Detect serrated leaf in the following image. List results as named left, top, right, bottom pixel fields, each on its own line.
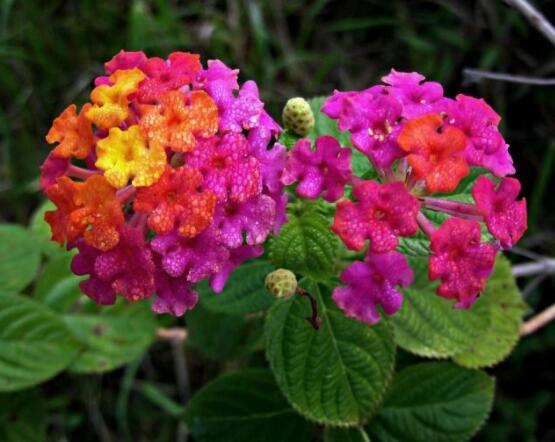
left=265, top=282, right=396, bottom=426
left=269, top=212, right=338, bottom=280
left=187, top=301, right=265, bottom=361
left=0, top=389, right=46, bottom=441
left=29, top=200, right=65, bottom=258
left=64, top=300, right=157, bottom=373
left=185, top=368, right=312, bottom=442
left=454, top=255, right=526, bottom=368
left=366, top=362, right=495, bottom=442
left=0, top=224, right=41, bottom=295
left=390, top=257, right=490, bottom=358
left=0, top=294, right=80, bottom=391
left=200, top=260, right=275, bottom=315
left=325, top=427, right=371, bottom=442
left=33, top=251, right=84, bottom=312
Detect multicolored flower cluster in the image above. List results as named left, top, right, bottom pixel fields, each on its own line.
left=283, top=70, right=527, bottom=325
left=41, top=50, right=286, bottom=316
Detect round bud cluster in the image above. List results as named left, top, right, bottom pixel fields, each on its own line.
left=282, top=97, right=315, bottom=136
left=265, top=268, right=298, bottom=299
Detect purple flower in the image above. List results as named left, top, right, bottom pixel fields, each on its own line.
left=447, top=94, right=515, bottom=176
left=71, top=226, right=155, bottom=304
left=209, top=245, right=264, bottom=293
left=332, top=251, right=413, bottom=324
left=217, top=194, right=276, bottom=248
left=282, top=136, right=352, bottom=202
left=256, top=142, right=287, bottom=194
left=153, top=267, right=199, bottom=316
left=150, top=226, right=229, bottom=283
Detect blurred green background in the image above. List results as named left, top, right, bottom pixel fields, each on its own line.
left=1, top=0, right=554, bottom=440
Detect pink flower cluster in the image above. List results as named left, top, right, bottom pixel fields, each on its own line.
left=282, top=70, right=527, bottom=324
left=42, top=50, right=286, bottom=316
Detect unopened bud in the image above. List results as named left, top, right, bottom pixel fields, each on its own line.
left=265, top=269, right=297, bottom=299
left=282, top=97, right=315, bottom=136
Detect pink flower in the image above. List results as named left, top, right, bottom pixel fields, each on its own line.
left=105, top=50, right=147, bottom=74
left=281, top=136, right=352, bottom=202
left=185, top=133, right=261, bottom=203
left=150, top=227, right=229, bottom=283
left=39, top=152, right=70, bottom=190
left=195, top=59, right=239, bottom=91
left=254, top=142, right=286, bottom=194
left=429, top=218, right=497, bottom=308
left=332, top=251, right=413, bottom=324
left=153, top=266, right=199, bottom=316
left=332, top=180, right=420, bottom=252
left=323, top=90, right=404, bottom=168
left=447, top=94, right=515, bottom=176
left=209, top=245, right=264, bottom=293
left=248, top=110, right=282, bottom=156
left=216, top=194, right=276, bottom=248
left=382, top=69, right=444, bottom=118
left=472, top=176, right=527, bottom=249
left=71, top=226, right=155, bottom=304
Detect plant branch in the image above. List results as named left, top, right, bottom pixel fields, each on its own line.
left=504, top=0, right=555, bottom=47
left=157, top=327, right=188, bottom=342
left=463, top=68, right=555, bottom=86
left=512, top=258, right=555, bottom=277
left=297, top=287, right=322, bottom=329
left=521, top=303, right=555, bottom=335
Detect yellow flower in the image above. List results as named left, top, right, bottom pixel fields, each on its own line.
left=86, top=68, right=145, bottom=129
left=96, top=125, right=166, bottom=188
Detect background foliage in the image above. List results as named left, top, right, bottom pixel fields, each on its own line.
left=1, top=0, right=555, bottom=440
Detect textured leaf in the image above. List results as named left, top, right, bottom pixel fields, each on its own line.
left=0, top=294, right=80, bottom=391
left=64, top=300, right=157, bottom=373
left=33, top=251, right=83, bottom=312
left=265, top=282, right=396, bottom=426
left=29, top=200, right=65, bottom=258
left=269, top=212, right=338, bottom=280
left=454, top=255, right=526, bottom=368
left=390, top=257, right=490, bottom=358
left=200, top=259, right=275, bottom=315
left=0, top=224, right=41, bottom=295
left=0, top=389, right=46, bottom=441
left=325, top=427, right=371, bottom=442
left=366, top=362, right=495, bottom=442
left=185, top=368, right=312, bottom=442
left=187, top=301, right=265, bottom=361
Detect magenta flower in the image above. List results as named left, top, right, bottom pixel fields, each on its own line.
left=248, top=110, right=282, bottom=156
left=382, top=69, right=444, bottom=118
left=322, top=90, right=404, bottom=168
left=216, top=194, right=276, bottom=248
left=472, top=176, right=527, bottom=249
left=105, top=50, right=147, bottom=74
left=39, top=152, right=70, bottom=190
left=256, top=142, right=286, bottom=194
left=71, top=226, right=155, bottom=304
left=195, top=59, right=239, bottom=91
left=447, top=94, right=515, bottom=176
left=281, top=136, right=352, bottom=202
left=185, top=133, right=261, bottom=203
left=332, top=180, right=420, bottom=252
left=153, top=267, right=199, bottom=316
left=332, top=251, right=413, bottom=325
left=209, top=245, right=264, bottom=293
left=429, top=218, right=497, bottom=308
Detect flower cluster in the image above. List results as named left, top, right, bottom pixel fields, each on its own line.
left=41, top=50, right=286, bottom=316
left=282, top=70, right=527, bottom=325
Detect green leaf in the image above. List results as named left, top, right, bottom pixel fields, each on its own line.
left=200, top=259, right=275, bottom=315
left=0, top=224, right=41, bottom=295
left=269, top=211, right=338, bottom=280
left=33, top=251, right=83, bottom=312
left=278, top=129, right=300, bottom=149
left=265, top=282, right=395, bottom=426
left=0, top=389, right=46, bottom=441
left=366, top=362, right=495, bottom=442
left=187, top=301, right=265, bottom=361
left=29, top=200, right=65, bottom=258
left=325, top=427, right=371, bottom=442
left=390, top=257, right=490, bottom=358
left=185, top=368, right=312, bottom=442
left=454, top=255, right=526, bottom=368
left=0, top=294, right=80, bottom=391
left=64, top=300, right=157, bottom=373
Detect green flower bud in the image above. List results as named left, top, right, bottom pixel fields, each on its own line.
left=282, top=97, right=315, bottom=136
left=265, top=269, right=297, bottom=299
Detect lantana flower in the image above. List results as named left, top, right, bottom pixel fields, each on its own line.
left=41, top=50, right=285, bottom=316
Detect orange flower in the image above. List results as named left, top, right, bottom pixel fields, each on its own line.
left=46, top=104, right=94, bottom=159
left=86, top=68, right=145, bottom=129
left=140, top=90, right=218, bottom=153
left=398, top=114, right=469, bottom=193
left=45, top=175, right=124, bottom=251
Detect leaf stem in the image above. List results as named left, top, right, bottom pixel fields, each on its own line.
left=297, top=287, right=322, bottom=330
